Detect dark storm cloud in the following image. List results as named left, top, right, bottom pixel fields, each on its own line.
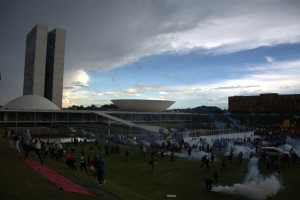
left=0, top=0, right=299, bottom=105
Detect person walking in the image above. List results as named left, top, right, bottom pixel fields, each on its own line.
left=211, top=153, right=215, bottom=167
left=205, top=158, right=210, bottom=171
left=95, top=155, right=107, bottom=186
left=9, top=130, right=20, bottom=153
left=70, top=153, right=77, bottom=171
left=30, top=133, right=43, bottom=164
left=221, top=156, right=227, bottom=170
left=148, top=158, right=157, bottom=172
left=237, top=151, right=243, bottom=166
left=229, top=150, right=233, bottom=164
left=98, top=145, right=102, bottom=154
left=125, top=150, right=129, bottom=162
left=212, top=172, right=219, bottom=185
left=66, top=153, right=73, bottom=170
left=23, top=129, right=32, bottom=159
left=79, top=157, right=88, bottom=173
left=200, top=155, right=207, bottom=168
left=171, top=152, right=175, bottom=162
left=142, top=146, right=146, bottom=157
left=155, top=151, right=159, bottom=161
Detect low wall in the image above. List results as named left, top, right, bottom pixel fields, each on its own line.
left=11, top=127, right=62, bottom=135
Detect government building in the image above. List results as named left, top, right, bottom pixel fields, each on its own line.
left=228, top=93, right=300, bottom=112
left=23, top=24, right=66, bottom=108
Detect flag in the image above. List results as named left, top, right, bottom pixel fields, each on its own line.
left=167, top=135, right=171, bottom=140
left=46, top=138, right=49, bottom=146
left=54, top=140, right=62, bottom=149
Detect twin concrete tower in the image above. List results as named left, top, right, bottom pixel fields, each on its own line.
left=23, top=24, right=66, bottom=108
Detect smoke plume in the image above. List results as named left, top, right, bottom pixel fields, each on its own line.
left=215, top=157, right=282, bottom=199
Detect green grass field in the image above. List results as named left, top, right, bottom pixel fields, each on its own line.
left=0, top=126, right=299, bottom=200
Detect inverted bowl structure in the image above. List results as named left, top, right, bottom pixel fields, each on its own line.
left=111, top=99, right=175, bottom=112
left=1, top=95, right=60, bottom=110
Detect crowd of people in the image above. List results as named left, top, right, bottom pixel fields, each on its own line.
left=3, top=123, right=299, bottom=190
left=3, top=129, right=107, bottom=187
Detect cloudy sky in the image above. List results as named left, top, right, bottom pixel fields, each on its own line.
left=0, top=0, right=299, bottom=109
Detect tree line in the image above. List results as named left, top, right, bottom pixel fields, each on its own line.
left=68, top=104, right=119, bottom=111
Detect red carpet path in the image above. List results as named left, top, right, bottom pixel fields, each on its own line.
left=21, top=158, right=96, bottom=196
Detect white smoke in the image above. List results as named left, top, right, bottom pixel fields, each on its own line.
left=163, top=150, right=216, bottom=160
left=183, top=131, right=255, bottom=147
left=278, top=137, right=300, bottom=156
left=215, top=157, right=282, bottom=200
left=224, top=145, right=255, bottom=158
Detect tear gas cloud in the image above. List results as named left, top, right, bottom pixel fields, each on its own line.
left=278, top=136, right=300, bottom=155
left=163, top=131, right=255, bottom=160
left=224, top=145, right=255, bottom=158
left=215, top=157, right=282, bottom=200
left=183, top=131, right=255, bottom=147
left=164, top=149, right=218, bottom=161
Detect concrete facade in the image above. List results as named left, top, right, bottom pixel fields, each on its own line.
left=23, top=24, right=48, bottom=97
left=23, top=24, right=66, bottom=108
left=44, top=28, right=66, bottom=108
left=228, top=93, right=300, bottom=112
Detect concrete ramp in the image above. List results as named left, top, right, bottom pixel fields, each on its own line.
left=92, top=111, right=168, bottom=133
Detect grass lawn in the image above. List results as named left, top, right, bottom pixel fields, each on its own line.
left=0, top=126, right=299, bottom=200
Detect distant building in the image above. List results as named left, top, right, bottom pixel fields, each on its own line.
left=23, top=24, right=66, bottom=108
left=228, top=93, right=300, bottom=112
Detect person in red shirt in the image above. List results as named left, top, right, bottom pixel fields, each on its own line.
left=89, top=159, right=96, bottom=177
left=81, top=148, right=85, bottom=156
left=66, top=153, right=73, bottom=170
left=88, top=153, right=91, bottom=164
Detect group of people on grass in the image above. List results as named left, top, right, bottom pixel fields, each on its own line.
left=3, top=129, right=107, bottom=187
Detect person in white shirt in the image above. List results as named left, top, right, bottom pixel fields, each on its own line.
left=30, top=133, right=43, bottom=164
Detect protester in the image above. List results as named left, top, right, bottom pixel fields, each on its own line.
left=81, top=148, right=85, bottom=156
left=30, top=133, right=43, bottom=164
left=205, top=178, right=213, bottom=190
left=237, top=151, right=243, bottom=166
left=9, top=130, right=20, bottom=153
left=148, top=158, right=157, bottom=172
left=257, top=157, right=262, bottom=172
left=3, top=129, right=10, bottom=139
left=66, top=153, right=73, bottom=170
left=95, top=155, right=107, bottom=186
left=79, top=157, right=88, bottom=173
left=205, top=158, right=210, bottom=172
left=228, top=150, right=233, bottom=164
left=142, top=146, right=146, bottom=157
left=221, top=156, right=227, bottom=170
left=70, top=153, right=77, bottom=171
left=212, top=172, right=219, bottom=185
left=210, top=153, right=215, bottom=167
left=88, top=153, right=91, bottom=164
left=200, top=155, right=207, bottom=168
left=89, top=158, right=96, bottom=177
left=98, top=145, right=102, bottom=154
left=41, top=142, right=48, bottom=159
left=155, top=151, right=159, bottom=161
left=125, top=150, right=129, bottom=162
left=23, top=129, right=32, bottom=159
left=171, top=152, right=175, bottom=162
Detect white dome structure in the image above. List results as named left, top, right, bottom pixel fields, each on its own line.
left=111, top=99, right=175, bottom=112
left=1, top=95, right=60, bottom=110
